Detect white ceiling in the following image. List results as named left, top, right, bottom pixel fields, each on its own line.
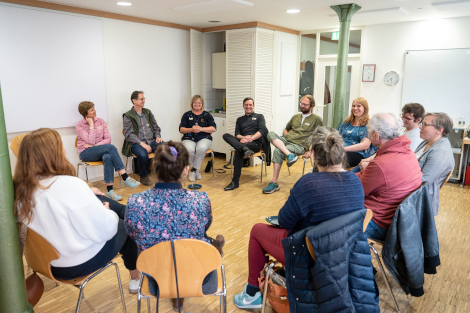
left=38, top=0, right=470, bottom=30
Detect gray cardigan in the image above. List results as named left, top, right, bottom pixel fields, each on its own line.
left=415, top=137, right=454, bottom=215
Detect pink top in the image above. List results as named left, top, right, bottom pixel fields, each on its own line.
left=75, top=117, right=111, bottom=154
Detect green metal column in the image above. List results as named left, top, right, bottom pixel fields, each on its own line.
left=0, top=84, right=33, bottom=313
left=331, top=3, right=361, bottom=128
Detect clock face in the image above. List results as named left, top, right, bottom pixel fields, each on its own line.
left=384, top=71, right=399, bottom=86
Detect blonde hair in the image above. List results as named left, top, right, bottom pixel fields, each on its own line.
left=190, top=95, right=205, bottom=110
left=300, top=94, right=315, bottom=107
left=13, top=128, right=76, bottom=224
left=78, top=101, right=94, bottom=118
left=343, top=97, right=370, bottom=127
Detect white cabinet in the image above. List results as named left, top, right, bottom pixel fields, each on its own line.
left=211, top=116, right=227, bottom=153
left=212, top=52, right=226, bottom=89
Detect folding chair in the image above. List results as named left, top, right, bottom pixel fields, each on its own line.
left=23, top=226, right=127, bottom=313
left=230, top=149, right=267, bottom=183
left=136, top=239, right=226, bottom=313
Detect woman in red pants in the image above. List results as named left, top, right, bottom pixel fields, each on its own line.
left=233, top=126, right=366, bottom=309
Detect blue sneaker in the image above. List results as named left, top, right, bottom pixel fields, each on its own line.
left=123, top=177, right=140, bottom=188
left=286, top=153, right=299, bottom=167
left=263, top=182, right=280, bottom=194
left=233, top=285, right=262, bottom=309
left=106, top=190, right=123, bottom=201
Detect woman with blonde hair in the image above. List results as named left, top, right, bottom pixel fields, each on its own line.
left=76, top=101, right=139, bottom=201
left=179, top=95, right=217, bottom=181
left=337, top=97, right=377, bottom=167
left=14, top=128, right=141, bottom=293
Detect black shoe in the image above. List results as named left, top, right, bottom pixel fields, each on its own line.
left=224, top=181, right=239, bottom=191
left=243, top=159, right=251, bottom=167
left=242, top=147, right=254, bottom=158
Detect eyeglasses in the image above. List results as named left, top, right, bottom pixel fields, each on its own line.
left=419, top=122, right=435, bottom=128
left=300, top=103, right=310, bottom=107
left=400, top=114, right=414, bottom=121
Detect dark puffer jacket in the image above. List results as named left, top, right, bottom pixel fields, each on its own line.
left=282, top=209, right=380, bottom=313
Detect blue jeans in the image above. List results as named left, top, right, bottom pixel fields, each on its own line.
left=79, top=144, right=125, bottom=184
left=351, top=165, right=361, bottom=173
left=365, top=220, right=388, bottom=242
left=131, top=140, right=163, bottom=177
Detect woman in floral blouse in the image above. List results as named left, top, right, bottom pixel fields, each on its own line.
left=76, top=101, right=139, bottom=200
left=125, top=141, right=224, bottom=311
left=337, top=97, right=377, bottom=167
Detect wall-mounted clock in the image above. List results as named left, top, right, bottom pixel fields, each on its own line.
left=384, top=71, right=399, bottom=86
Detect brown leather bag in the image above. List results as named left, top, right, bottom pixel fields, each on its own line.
left=25, top=272, right=44, bottom=306
left=259, top=262, right=290, bottom=313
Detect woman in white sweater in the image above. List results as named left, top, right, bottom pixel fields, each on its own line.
left=13, top=128, right=141, bottom=293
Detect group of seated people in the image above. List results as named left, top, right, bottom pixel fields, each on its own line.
left=14, top=91, right=455, bottom=311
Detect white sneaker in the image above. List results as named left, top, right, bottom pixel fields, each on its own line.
left=195, top=170, right=201, bottom=180
left=129, top=277, right=140, bottom=294
left=189, top=170, right=196, bottom=182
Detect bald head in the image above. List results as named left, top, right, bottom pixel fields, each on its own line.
left=368, top=113, right=402, bottom=141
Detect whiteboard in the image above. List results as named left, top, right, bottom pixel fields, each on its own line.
left=401, top=49, right=470, bottom=123
left=0, top=4, right=107, bottom=133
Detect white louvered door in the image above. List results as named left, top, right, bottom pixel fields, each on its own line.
left=254, top=28, right=275, bottom=133
left=190, top=29, right=203, bottom=97
left=226, top=28, right=255, bottom=160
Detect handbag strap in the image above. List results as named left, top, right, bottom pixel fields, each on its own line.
left=170, top=240, right=181, bottom=313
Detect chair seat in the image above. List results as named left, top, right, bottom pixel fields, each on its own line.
left=132, top=153, right=155, bottom=159
left=79, top=160, right=104, bottom=166
left=231, top=150, right=265, bottom=159
left=140, top=274, right=223, bottom=298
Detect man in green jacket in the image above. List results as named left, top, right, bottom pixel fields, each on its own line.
left=263, top=95, right=322, bottom=194
left=122, top=91, right=164, bottom=186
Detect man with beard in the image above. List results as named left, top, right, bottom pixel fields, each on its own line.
left=263, top=95, right=323, bottom=194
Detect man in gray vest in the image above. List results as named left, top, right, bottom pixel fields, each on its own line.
left=122, top=91, right=164, bottom=185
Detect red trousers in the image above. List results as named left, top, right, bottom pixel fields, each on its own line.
left=248, top=223, right=289, bottom=287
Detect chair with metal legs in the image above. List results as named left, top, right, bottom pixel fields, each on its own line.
left=136, top=239, right=226, bottom=313
left=23, top=226, right=127, bottom=313
left=206, top=149, right=215, bottom=178
left=286, top=154, right=314, bottom=176
left=230, top=149, right=267, bottom=183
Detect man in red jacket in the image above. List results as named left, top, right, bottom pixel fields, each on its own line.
left=357, top=113, right=422, bottom=241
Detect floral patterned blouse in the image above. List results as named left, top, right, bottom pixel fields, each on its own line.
left=337, top=122, right=378, bottom=158
left=124, top=182, right=212, bottom=253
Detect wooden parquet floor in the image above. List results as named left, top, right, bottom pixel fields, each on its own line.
left=25, top=154, right=470, bottom=313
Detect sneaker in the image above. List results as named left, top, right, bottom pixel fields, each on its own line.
left=189, top=170, right=196, bottom=182
left=123, top=177, right=140, bottom=188
left=286, top=154, right=299, bottom=167
left=140, top=176, right=152, bottom=186
left=233, top=285, right=262, bottom=309
left=128, top=277, right=140, bottom=294
left=106, top=190, right=123, bottom=201
left=195, top=170, right=201, bottom=180
left=263, top=182, right=280, bottom=194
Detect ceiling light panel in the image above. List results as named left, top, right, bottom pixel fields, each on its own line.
left=173, top=0, right=253, bottom=15
left=432, top=0, right=470, bottom=11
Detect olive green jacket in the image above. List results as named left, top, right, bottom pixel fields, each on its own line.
left=122, top=108, right=157, bottom=157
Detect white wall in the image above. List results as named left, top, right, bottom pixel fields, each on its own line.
left=361, top=16, right=470, bottom=117
left=6, top=6, right=190, bottom=182
left=272, top=31, right=299, bottom=134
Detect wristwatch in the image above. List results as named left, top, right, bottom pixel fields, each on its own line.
left=202, top=127, right=205, bottom=132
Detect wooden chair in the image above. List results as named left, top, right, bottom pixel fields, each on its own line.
left=286, top=154, right=314, bottom=176
left=10, top=133, right=27, bottom=157
left=136, top=239, right=226, bottom=313
left=440, top=170, right=453, bottom=189
left=230, top=149, right=267, bottom=183
left=23, top=226, right=127, bottom=313
left=75, top=138, right=122, bottom=188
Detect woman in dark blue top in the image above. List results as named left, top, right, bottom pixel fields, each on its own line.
left=337, top=97, right=377, bottom=167
left=233, top=126, right=365, bottom=310
left=179, top=95, right=217, bottom=182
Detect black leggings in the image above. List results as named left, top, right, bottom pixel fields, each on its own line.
left=345, top=152, right=364, bottom=168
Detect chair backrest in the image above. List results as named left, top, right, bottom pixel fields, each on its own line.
left=305, top=209, right=373, bottom=261
left=136, top=239, right=222, bottom=298
left=440, top=170, right=453, bottom=189
left=74, top=137, right=78, bottom=148
left=10, top=134, right=27, bottom=157
left=23, top=226, right=60, bottom=282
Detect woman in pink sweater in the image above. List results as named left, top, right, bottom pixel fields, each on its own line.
left=76, top=101, right=139, bottom=200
